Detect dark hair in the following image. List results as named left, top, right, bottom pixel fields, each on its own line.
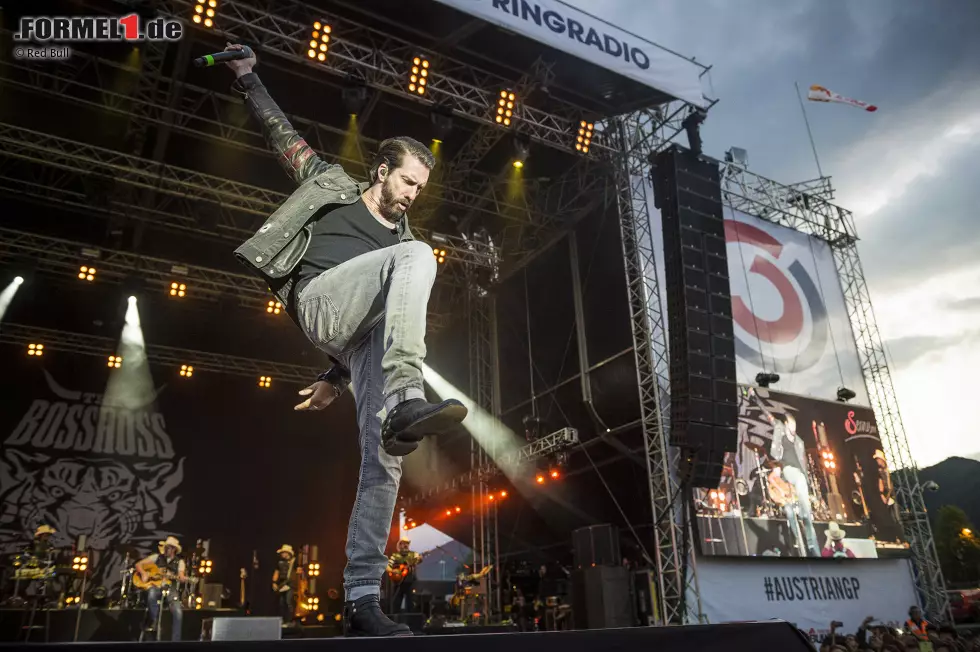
left=369, top=136, right=436, bottom=183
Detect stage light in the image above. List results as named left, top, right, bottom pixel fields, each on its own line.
left=108, top=355, right=122, bottom=369
left=193, top=0, right=215, bottom=28
left=511, top=132, right=530, bottom=168
left=180, top=364, right=194, bottom=378
left=682, top=108, right=706, bottom=156
left=259, top=375, right=272, bottom=388
left=535, top=474, right=545, bottom=484
left=433, top=247, right=446, bottom=264
left=308, top=562, right=321, bottom=577
left=496, top=89, right=516, bottom=126
left=169, top=282, right=187, bottom=298
left=198, top=559, right=213, bottom=574
left=196, top=596, right=203, bottom=609
left=27, top=343, right=44, bottom=357
left=836, top=387, right=856, bottom=402
left=342, top=82, right=369, bottom=116
left=500, top=490, right=507, bottom=498
left=14, top=276, right=24, bottom=285
left=488, top=494, right=495, bottom=501
left=575, top=120, right=593, bottom=154
left=445, top=509, right=452, bottom=516
left=306, top=596, right=320, bottom=611
left=308, top=20, right=331, bottom=60
left=78, top=265, right=97, bottom=282
left=408, top=56, right=429, bottom=96
left=454, top=506, right=461, bottom=513
left=821, top=450, right=836, bottom=471
left=267, top=300, right=283, bottom=315
left=755, top=372, right=780, bottom=388
left=549, top=469, right=560, bottom=480
left=72, top=555, right=88, bottom=571
left=430, top=105, right=453, bottom=141
left=963, top=528, right=973, bottom=537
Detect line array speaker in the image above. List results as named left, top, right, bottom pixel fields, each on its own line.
left=653, top=146, right=738, bottom=488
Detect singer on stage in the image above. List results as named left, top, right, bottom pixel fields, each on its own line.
left=223, top=43, right=467, bottom=638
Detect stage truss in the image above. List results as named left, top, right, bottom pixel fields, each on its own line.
left=0, top=323, right=321, bottom=383
left=0, top=0, right=715, bottom=627
left=721, top=164, right=950, bottom=621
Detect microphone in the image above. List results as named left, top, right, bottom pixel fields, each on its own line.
left=193, top=45, right=254, bottom=68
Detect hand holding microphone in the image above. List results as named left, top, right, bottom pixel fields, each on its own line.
left=193, top=42, right=257, bottom=77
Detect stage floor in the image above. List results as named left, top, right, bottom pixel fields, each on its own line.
left=0, top=617, right=816, bottom=651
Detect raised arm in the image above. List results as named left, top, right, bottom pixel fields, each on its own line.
left=225, top=43, right=337, bottom=186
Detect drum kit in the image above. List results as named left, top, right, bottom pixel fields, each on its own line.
left=7, top=550, right=62, bottom=607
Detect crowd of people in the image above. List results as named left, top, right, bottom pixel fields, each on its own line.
left=815, top=608, right=980, bottom=652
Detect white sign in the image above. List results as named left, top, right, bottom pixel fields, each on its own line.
left=696, top=557, right=918, bottom=637
left=430, top=0, right=705, bottom=107
left=725, top=208, right=869, bottom=405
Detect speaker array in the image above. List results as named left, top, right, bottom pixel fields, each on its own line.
left=653, top=147, right=738, bottom=488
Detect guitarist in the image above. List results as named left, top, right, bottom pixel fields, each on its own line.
left=272, top=544, right=297, bottom=625
left=135, top=536, right=187, bottom=641
left=386, top=539, right=422, bottom=614
left=747, top=388, right=820, bottom=557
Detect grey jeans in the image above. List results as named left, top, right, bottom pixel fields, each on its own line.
left=296, top=240, right=437, bottom=600
left=782, top=465, right=820, bottom=557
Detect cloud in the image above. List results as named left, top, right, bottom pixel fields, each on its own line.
left=884, top=331, right=980, bottom=370
left=945, top=297, right=980, bottom=312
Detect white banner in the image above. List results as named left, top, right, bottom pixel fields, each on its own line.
left=725, top=208, right=869, bottom=405
left=696, top=557, right=918, bottom=638
left=429, top=0, right=705, bottom=107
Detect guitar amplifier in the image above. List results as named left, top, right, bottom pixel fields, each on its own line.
left=201, top=617, right=281, bottom=641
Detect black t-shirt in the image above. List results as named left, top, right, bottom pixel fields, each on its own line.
left=293, top=199, right=399, bottom=301
left=780, top=432, right=804, bottom=472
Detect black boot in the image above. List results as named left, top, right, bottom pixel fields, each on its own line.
left=343, top=595, right=412, bottom=637
left=381, top=398, right=467, bottom=456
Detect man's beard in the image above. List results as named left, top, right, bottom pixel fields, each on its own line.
left=380, top=180, right=407, bottom=222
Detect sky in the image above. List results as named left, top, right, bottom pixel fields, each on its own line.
left=566, top=0, right=980, bottom=468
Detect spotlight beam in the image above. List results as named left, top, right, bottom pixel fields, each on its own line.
left=0, top=277, right=25, bottom=322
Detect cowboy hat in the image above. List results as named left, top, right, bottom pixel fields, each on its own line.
left=398, top=537, right=411, bottom=545
left=826, top=522, right=846, bottom=541
left=34, top=525, right=56, bottom=537
left=277, top=544, right=294, bottom=556
left=159, top=536, right=182, bottom=553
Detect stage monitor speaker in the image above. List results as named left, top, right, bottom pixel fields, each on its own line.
left=571, top=566, right=633, bottom=630
left=656, top=146, right=739, bottom=488
left=201, top=616, right=281, bottom=641
left=572, top=524, right=620, bottom=568
left=201, top=582, right=223, bottom=609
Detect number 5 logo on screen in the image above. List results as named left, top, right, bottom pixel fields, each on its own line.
left=725, top=218, right=829, bottom=373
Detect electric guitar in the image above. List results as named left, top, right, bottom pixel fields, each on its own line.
left=132, top=562, right=176, bottom=590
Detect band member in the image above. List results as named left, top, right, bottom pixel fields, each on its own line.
left=31, top=525, right=57, bottom=557
left=821, top=522, right=855, bottom=558
left=272, top=545, right=297, bottom=624
left=223, top=44, right=467, bottom=638
left=386, top=538, right=422, bottom=614
left=135, top=536, right=186, bottom=641
left=747, top=388, right=819, bottom=557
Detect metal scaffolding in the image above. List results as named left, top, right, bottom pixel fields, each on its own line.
left=721, top=164, right=949, bottom=620
left=0, top=323, right=321, bottom=384
left=607, top=113, right=699, bottom=626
